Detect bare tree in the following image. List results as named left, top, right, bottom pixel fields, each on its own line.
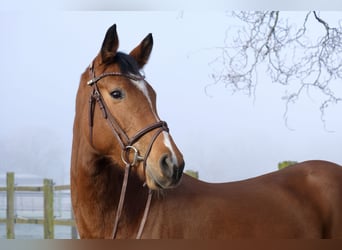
left=209, top=11, right=342, bottom=128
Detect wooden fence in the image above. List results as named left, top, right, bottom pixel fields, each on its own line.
left=0, top=172, right=77, bottom=239
left=1, top=170, right=199, bottom=239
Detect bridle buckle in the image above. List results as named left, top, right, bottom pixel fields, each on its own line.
left=121, top=146, right=144, bottom=166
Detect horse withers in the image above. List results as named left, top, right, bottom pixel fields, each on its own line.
left=70, top=24, right=342, bottom=238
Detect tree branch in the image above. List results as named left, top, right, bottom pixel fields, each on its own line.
left=209, top=11, right=342, bottom=129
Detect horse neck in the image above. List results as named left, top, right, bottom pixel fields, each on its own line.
left=94, top=154, right=148, bottom=238
left=72, top=81, right=150, bottom=238
left=84, top=151, right=150, bottom=238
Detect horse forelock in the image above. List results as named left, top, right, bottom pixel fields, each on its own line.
left=104, top=52, right=142, bottom=77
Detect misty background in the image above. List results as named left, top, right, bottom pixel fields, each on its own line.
left=1, top=10, right=341, bottom=185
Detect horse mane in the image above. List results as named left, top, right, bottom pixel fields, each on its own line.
left=103, top=52, right=142, bottom=76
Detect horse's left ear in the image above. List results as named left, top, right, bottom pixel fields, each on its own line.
left=130, top=33, right=153, bottom=69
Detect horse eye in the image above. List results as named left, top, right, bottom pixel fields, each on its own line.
left=110, top=90, right=124, bottom=99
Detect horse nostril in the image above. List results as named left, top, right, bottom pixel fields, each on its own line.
left=160, top=154, right=184, bottom=182
left=160, top=154, right=174, bottom=176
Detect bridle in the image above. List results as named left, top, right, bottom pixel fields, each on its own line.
left=87, top=62, right=169, bottom=239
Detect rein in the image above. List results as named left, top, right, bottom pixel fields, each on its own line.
left=87, top=63, right=169, bottom=239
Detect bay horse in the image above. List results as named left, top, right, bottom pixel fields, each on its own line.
left=71, top=24, right=342, bottom=239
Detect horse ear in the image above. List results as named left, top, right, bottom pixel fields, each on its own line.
left=101, top=24, right=119, bottom=63
left=130, top=33, right=153, bottom=69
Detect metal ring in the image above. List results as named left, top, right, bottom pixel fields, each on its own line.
left=121, top=146, right=143, bottom=166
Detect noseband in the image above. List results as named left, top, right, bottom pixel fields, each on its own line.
left=87, top=62, right=169, bottom=239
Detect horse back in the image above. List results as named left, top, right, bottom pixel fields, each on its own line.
left=282, top=160, right=342, bottom=238
left=149, top=160, right=342, bottom=238
left=236, top=160, right=342, bottom=238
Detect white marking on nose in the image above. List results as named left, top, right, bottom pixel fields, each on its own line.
left=163, top=132, right=179, bottom=167
left=131, top=79, right=154, bottom=113
left=131, top=79, right=179, bottom=166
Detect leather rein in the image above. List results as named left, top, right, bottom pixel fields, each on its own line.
left=87, top=62, right=169, bottom=239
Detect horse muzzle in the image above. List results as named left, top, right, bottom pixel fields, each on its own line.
left=146, top=154, right=185, bottom=190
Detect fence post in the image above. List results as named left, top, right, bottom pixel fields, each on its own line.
left=43, top=179, right=54, bottom=239
left=185, top=170, right=199, bottom=179
left=71, top=208, right=78, bottom=239
left=6, top=172, right=15, bottom=239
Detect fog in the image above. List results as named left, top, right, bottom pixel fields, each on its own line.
left=1, top=9, right=341, bottom=184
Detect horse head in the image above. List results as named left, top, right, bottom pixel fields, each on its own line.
left=79, top=24, right=184, bottom=190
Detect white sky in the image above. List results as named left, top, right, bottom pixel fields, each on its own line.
left=0, top=6, right=341, bottom=184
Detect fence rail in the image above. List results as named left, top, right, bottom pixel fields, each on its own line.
left=0, top=172, right=77, bottom=239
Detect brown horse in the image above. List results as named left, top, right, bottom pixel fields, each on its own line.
left=71, top=24, right=342, bottom=239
